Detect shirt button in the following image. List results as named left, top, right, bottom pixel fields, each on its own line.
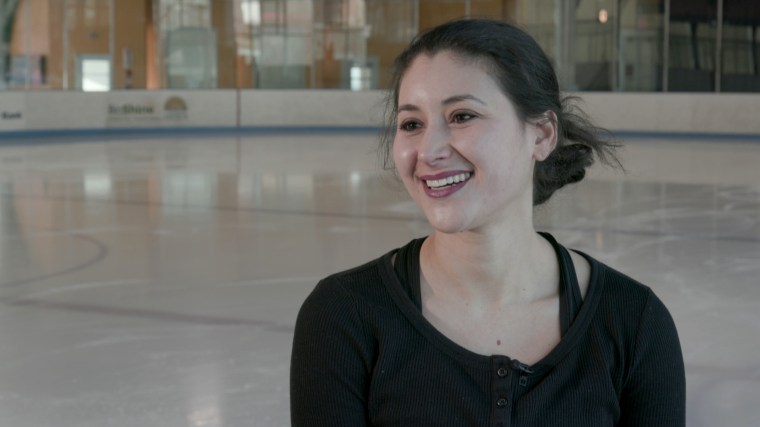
left=496, top=397, right=508, bottom=407
left=497, top=367, right=509, bottom=377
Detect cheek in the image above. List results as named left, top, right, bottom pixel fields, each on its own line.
left=392, top=140, right=416, bottom=176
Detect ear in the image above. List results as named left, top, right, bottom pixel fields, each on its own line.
left=532, top=111, right=558, bottom=161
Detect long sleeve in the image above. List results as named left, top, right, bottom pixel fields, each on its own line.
left=290, top=279, right=374, bottom=426
left=618, top=290, right=686, bottom=427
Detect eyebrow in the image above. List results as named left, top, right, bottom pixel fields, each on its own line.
left=397, top=94, right=488, bottom=113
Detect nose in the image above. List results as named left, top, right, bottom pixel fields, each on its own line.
left=417, top=119, right=452, bottom=164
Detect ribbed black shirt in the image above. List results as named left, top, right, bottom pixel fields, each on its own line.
left=290, top=233, right=685, bottom=426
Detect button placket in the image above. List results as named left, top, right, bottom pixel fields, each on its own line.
left=491, top=357, right=513, bottom=427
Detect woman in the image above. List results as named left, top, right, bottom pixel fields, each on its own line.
left=291, top=19, right=685, bottom=426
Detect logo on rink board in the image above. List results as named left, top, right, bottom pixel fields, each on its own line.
left=0, top=93, right=26, bottom=130
left=163, top=96, right=188, bottom=119
left=1, top=111, right=22, bottom=120
left=108, top=104, right=155, bottom=115
left=107, top=96, right=188, bottom=124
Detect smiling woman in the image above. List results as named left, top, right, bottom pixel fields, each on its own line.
left=291, top=19, right=685, bottom=427
left=391, top=50, right=551, bottom=235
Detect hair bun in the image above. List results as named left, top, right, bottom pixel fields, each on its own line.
left=553, top=144, right=593, bottom=184
left=533, top=144, right=594, bottom=205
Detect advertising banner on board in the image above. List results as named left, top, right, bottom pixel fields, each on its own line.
left=106, top=93, right=181, bottom=127
left=0, top=93, right=26, bottom=131
left=105, top=91, right=236, bottom=128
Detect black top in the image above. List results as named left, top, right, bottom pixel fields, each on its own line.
left=290, top=233, right=685, bottom=426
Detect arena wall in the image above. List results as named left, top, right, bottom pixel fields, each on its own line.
left=1, top=91, right=759, bottom=137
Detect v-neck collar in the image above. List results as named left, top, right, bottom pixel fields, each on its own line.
left=380, top=232, right=603, bottom=373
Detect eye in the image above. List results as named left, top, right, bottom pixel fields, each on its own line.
left=399, top=120, right=422, bottom=132
left=451, top=111, right=477, bottom=124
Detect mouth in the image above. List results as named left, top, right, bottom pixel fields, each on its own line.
left=424, top=172, right=472, bottom=190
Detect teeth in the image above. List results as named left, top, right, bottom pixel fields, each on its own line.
left=426, top=172, right=471, bottom=189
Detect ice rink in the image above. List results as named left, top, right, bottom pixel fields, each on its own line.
left=0, top=130, right=757, bottom=426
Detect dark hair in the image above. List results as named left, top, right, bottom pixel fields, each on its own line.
left=380, top=19, right=620, bottom=206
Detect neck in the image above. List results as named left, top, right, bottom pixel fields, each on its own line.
left=421, top=224, right=557, bottom=306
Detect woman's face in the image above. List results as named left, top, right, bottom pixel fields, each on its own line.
left=392, top=51, right=555, bottom=234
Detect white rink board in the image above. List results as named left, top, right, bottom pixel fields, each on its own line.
left=239, top=90, right=386, bottom=127
left=573, top=92, right=760, bottom=135
left=0, top=92, right=26, bottom=131
left=3, top=90, right=760, bottom=136
left=24, top=92, right=108, bottom=131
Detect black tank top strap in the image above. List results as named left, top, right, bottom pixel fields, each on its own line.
left=538, top=232, right=584, bottom=336
left=394, top=237, right=425, bottom=310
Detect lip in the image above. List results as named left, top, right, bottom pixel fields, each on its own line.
left=419, top=170, right=473, bottom=198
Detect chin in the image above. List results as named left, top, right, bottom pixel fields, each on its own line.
left=425, top=213, right=471, bottom=235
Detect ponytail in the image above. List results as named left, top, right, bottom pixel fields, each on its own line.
left=533, top=96, right=621, bottom=205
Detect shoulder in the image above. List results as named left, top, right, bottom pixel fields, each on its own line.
left=296, top=247, right=402, bottom=326
left=300, top=257, right=383, bottom=311
left=581, top=253, right=678, bottom=338
left=316, top=253, right=391, bottom=299
left=304, top=237, right=423, bottom=305
left=583, top=253, right=654, bottom=304
left=292, top=257, right=386, bottom=357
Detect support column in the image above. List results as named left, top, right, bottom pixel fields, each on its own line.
left=753, top=25, right=758, bottom=76
left=715, top=0, right=723, bottom=92
left=662, top=0, right=670, bottom=91
left=1, top=0, right=22, bottom=89
left=0, top=1, right=6, bottom=90
left=211, top=0, right=237, bottom=88
left=112, top=0, right=149, bottom=89
left=612, top=0, right=621, bottom=91
left=556, top=0, right=577, bottom=90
